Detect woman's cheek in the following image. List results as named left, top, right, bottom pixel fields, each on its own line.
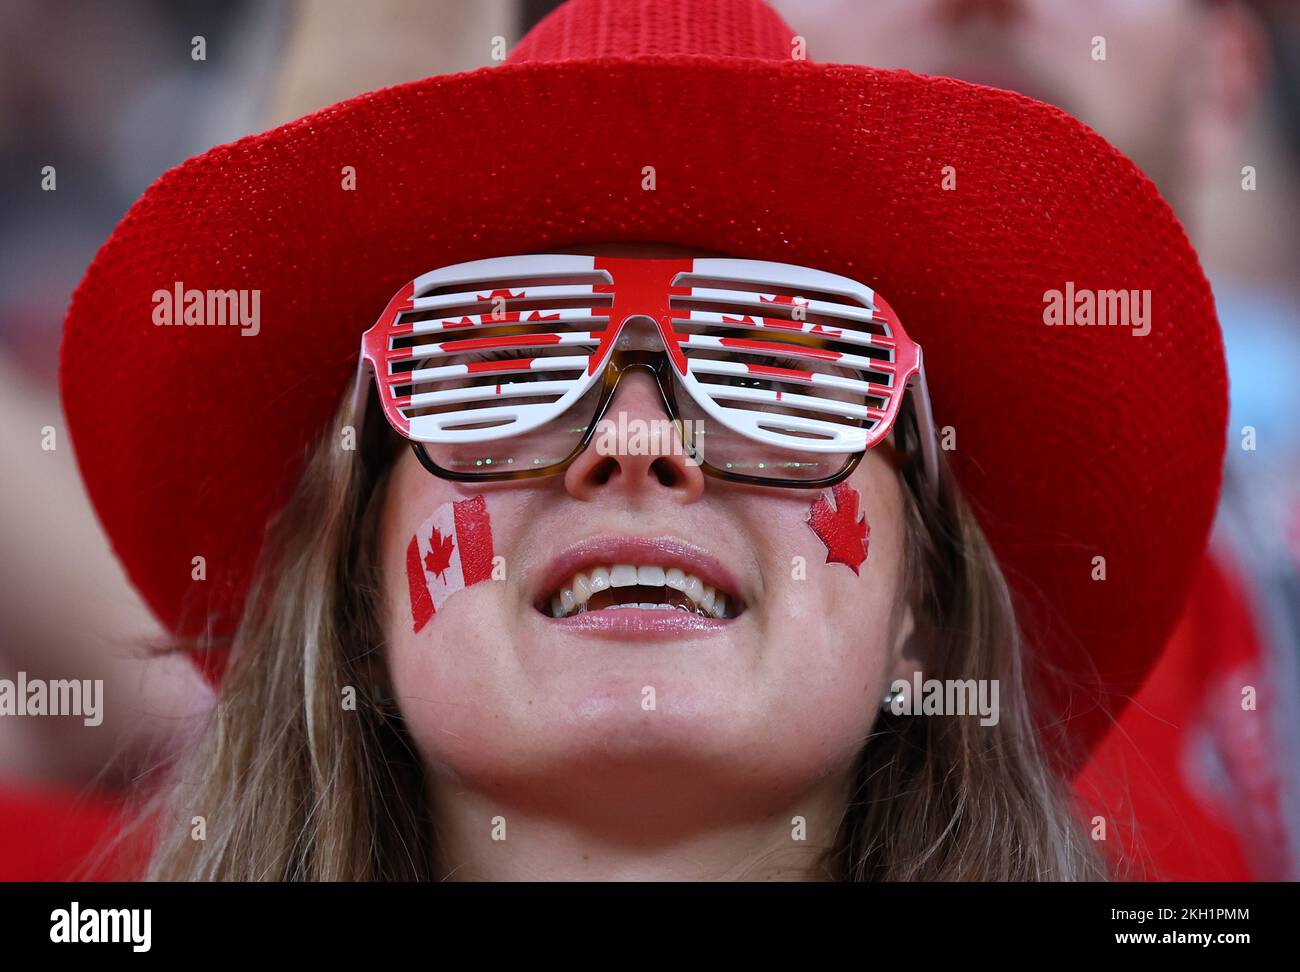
left=382, top=491, right=513, bottom=758
left=753, top=478, right=898, bottom=681
left=378, top=485, right=513, bottom=715
left=742, top=486, right=892, bottom=770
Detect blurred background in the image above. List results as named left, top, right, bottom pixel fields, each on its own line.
left=1, top=0, right=1296, bottom=880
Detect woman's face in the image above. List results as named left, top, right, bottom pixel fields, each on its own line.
left=378, top=244, right=916, bottom=831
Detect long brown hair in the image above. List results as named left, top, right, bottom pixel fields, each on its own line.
left=142, top=390, right=1105, bottom=880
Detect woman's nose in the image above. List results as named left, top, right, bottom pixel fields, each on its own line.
left=562, top=369, right=706, bottom=503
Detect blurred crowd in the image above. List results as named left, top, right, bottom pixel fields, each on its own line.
left=1, top=0, right=1297, bottom=880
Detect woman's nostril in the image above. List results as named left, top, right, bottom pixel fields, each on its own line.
left=650, top=456, right=683, bottom=488
left=588, top=455, right=618, bottom=486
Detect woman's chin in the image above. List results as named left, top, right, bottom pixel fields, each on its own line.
left=425, top=712, right=843, bottom=835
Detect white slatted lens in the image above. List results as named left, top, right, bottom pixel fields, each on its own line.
left=667, top=258, right=905, bottom=480
left=382, top=255, right=613, bottom=446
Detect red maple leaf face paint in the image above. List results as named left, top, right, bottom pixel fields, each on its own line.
left=405, top=495, right=495, bottom=633
left=424, top=527, right=456, bottom=581
left=806, top=482, right=869, bottom=574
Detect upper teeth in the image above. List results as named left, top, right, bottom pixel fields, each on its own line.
left=548, top=564, right=730, bottom=620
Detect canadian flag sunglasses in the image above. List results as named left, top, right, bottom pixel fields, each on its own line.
left=357, top=253, right=938, bottom=491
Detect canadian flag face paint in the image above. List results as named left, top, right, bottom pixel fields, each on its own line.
left=806, top=482, right=870, bottom=574
left=405, top=494, right=495, bottom=633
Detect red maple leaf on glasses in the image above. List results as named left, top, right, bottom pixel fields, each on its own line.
left=423, top=527, right=456, bottom=580
left=807, top=482, right=869, bottom=574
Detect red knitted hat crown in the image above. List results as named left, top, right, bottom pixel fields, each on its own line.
left=509, top=0, right=797, bottom=62
left=61, top=0, right=1226, bottom=770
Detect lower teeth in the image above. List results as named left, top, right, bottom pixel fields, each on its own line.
left=559, top=601, right=713, bottom=619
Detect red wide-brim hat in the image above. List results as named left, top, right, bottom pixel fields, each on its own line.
left=61, top=0, right=1226, bottom=771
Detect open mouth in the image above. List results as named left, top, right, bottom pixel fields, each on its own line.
left=540, top=564, right=739, bottom=620
left=533, top=539, right=747, bottom=622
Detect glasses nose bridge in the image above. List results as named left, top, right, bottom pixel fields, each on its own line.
left=605, top=310, right=673, bottom=356
left=592, top=308, right=673, bottom=395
